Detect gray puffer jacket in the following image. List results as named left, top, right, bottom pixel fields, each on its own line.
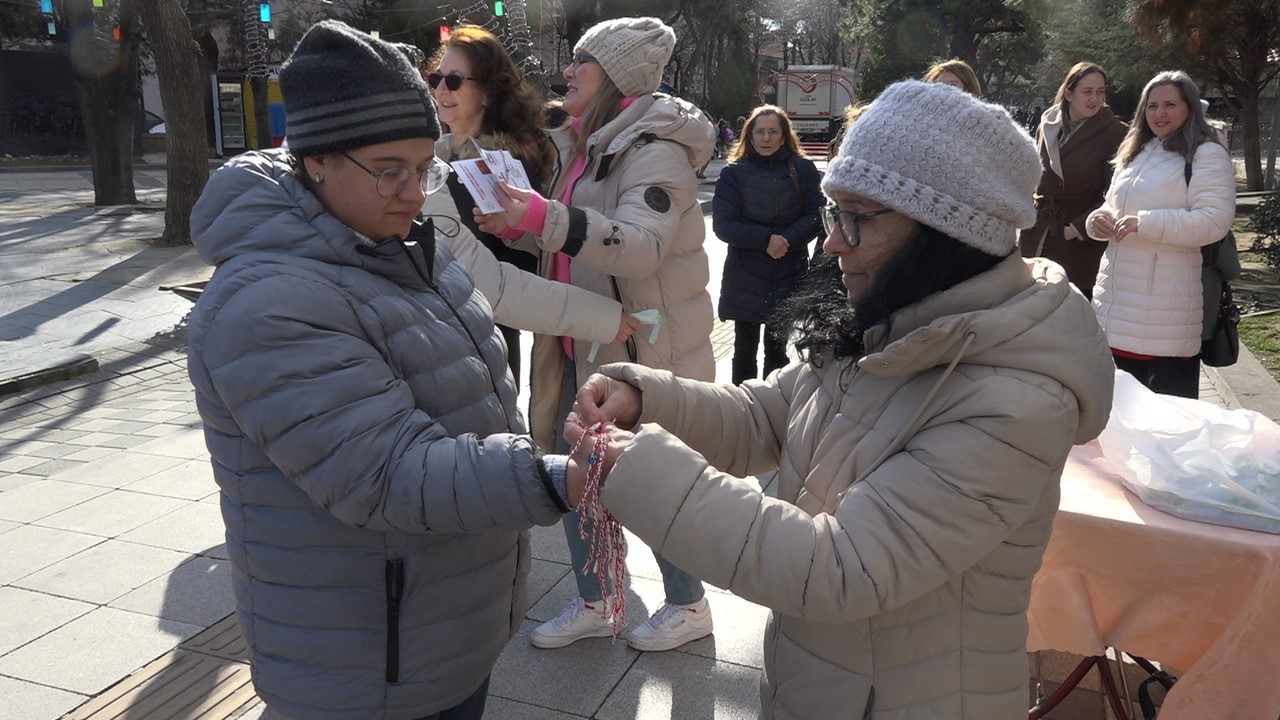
left=186, top=149, right=564, bottom=719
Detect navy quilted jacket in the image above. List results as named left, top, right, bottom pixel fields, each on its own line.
left=713, top=146, right=822, bottom=323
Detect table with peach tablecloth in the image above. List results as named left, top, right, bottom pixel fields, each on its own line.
left=1027, top=441, right=1280, bottom=720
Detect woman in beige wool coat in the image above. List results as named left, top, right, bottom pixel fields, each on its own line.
left=567, top=81, right=1115, bottom=719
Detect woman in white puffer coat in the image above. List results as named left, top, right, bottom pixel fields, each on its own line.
left=1087, top=70, right=1235, bottom=397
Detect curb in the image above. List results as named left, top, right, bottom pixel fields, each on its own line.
left=0, top=354, right=98, bottom=396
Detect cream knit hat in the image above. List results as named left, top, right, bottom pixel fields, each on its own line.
left=821, top=80, right=1040, bottom=256
left=574, top=16, right=675, bottom=97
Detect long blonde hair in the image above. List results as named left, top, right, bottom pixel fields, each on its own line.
left=572, top=76, right=625, bottom=157
left=1114, top=70, right=1223, bottom=169
left=728, top=105, right=804, bottom=162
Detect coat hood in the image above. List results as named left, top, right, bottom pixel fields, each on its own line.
left=192, top=149, right=367, bottom=267
left=861, top=254, right=1114, bottom=444
left=190, top=148, right=428, bottom=288
left=588, top=93, right=716, bottom=172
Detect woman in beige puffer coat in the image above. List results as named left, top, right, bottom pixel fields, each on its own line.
left=568, top=81, right=1116, bottom=719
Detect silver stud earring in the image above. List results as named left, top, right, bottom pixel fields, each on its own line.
left=313, top=174, right=323, bottom=184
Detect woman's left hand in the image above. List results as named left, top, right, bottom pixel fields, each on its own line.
left=473, top=180, right=532, bottom=236
left=1114, top=214, right=1140, bottom=242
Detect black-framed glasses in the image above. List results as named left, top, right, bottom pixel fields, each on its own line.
left=822, top=204, right=895, bottom=248
left=426, top=72, right=472, bottom=92
left=571, top=52, right=597, bottom=67
left=339, top=151, right=451, bottom=198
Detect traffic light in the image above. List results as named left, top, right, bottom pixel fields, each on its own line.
left=439, top=25, right=452, bottom=43
left=493, top=1, right=504, bottom=16
left=259, top=2, right=271, bottom=23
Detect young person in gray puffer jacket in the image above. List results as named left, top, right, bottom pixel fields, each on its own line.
left=186, top=20, right=589, bottom=720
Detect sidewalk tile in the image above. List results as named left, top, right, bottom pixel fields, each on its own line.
left=0, top=675, right=86, bottom=720
left=16, top=538, right=191, bottom=605
left=490, top=618, right=639, bottom=717
left=0, top=479, right=107, bottom=522
left=37, top=488, right=189, bottom=537
left=0, top=524, right=103, bottom=584
left=21, top=457, right=90, bottom=477
left=472, top=697, right=583, bottom=719
left=0, top=586, right=95, bottom=655
left=596, top=651, right=761, bottom=720
left=50, top=450, right=185, bottom=489
left=111, top=555, right=235, bottom=627
left=124, top=459, right=216, bottom=501
left=132, top=428, right=210, bottom=460
left=529, top=520, right=572, bottom=565
left=119, top=500, right=226, bottom=557
left=0, top=606, right=201, bottom=695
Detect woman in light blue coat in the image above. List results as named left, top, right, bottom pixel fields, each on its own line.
left=186, top=21, right=588, bottom=720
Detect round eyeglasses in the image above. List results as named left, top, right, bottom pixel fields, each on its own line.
left=339, top=151, right=451, bottom=198
left=426, top=72, right=473, bottom=92
left=822, top=204, right=895, bottom=248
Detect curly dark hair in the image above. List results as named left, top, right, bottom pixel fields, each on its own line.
left=775, top=224, right=1005, bottom=370
left=431, top=25, right=556, bottom=189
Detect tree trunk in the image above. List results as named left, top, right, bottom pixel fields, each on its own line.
left=1241, top=94, right=1263, bottom=191
left=66, top=0, right=139, bottom=206
left=136, top=0, right=208, bottom=245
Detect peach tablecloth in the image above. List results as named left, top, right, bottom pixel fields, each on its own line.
left=1028, top=441, right=1280, bottom=720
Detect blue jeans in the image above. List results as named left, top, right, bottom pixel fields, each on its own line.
left=557, top=358, right=705, bottom=607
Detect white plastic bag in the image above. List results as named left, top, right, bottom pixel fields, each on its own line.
left=1097, top=369, right=1280, bottom=533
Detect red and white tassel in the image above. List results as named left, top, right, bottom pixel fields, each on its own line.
left=570, top=418, right=628, bottom=638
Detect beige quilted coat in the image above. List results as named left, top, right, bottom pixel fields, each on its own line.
left=598, top=255, right=1115, bottom=719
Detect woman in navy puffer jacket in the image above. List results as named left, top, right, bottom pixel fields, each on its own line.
left=713, top=105, right=822, bottom=383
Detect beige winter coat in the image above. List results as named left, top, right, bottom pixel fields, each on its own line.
left=597, top=256, right=1115, bottom=719
left=525, top=94, right=717, bottom=450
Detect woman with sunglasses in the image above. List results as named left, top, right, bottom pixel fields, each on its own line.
left=186, top=21, right=597, bottom=719
left=477, top=17, right=719, bottom=653
left=564, top=81, right=1114, bottom=718
left=422, top=25, right=637, bottom=386
left=713, top=104, right=822, bottom=384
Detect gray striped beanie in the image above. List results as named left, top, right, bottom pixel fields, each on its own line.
left=280, top=20, right=440, bottom=157
left=822, top=80, right=1039, bottom=256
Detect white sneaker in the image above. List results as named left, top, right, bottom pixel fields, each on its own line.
left=530, top=596, right=614, bottom=649
left=627, top=597, right=713, bottom=652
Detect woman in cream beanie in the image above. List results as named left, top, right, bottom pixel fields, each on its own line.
left=562, top=80, right=1116, bottom=718
left=476, top=16, right=719, bottom=654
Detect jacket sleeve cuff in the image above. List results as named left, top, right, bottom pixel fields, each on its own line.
left=538, top=454, right=573, bottom=513
left=516, top=192, right=550, bottom=236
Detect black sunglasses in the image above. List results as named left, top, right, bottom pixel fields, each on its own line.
left=426, top=72, right=472, bottom=92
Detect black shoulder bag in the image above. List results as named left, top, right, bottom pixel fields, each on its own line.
left=1186, top=161, right=1242, bottom=367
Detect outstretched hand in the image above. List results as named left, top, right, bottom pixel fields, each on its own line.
left=572, top=373, right=642, bottom=430
left=615, top=312, right=643, bottom=344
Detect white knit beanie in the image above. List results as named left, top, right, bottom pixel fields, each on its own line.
left=821, top=80, right=1040, bottom=256
left=574, top=17, right=675, bottom=97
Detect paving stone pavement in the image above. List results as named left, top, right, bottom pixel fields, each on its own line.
left=1, top=160, right=1277, bottom=719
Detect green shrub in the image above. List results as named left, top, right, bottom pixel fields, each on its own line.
left=1248, top=192, right=1280, bottom=270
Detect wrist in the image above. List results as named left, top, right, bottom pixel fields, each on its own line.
left=516, top=192, right=549, bottom=235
